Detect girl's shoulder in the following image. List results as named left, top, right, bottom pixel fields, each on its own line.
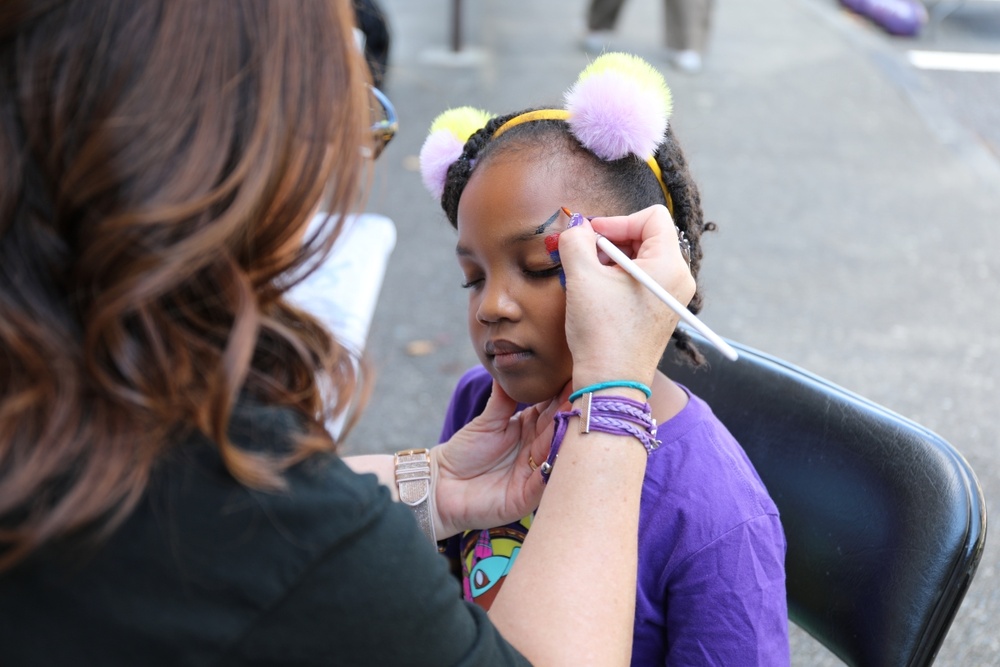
left=441, top=365, right=495, bottom=442
left=451, top=365, right=494, bottom=413
left=645, top=373, right=779, bottom=521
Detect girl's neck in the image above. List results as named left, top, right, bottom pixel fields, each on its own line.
left=649, top=369, right=689, bottom=424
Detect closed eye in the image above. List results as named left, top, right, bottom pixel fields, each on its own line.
left=460, top=277, right=484, bottom=289
left=525, top=265, right=562, bottom=280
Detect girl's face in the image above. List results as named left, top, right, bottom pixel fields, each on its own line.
left=456, top=145, right=605, bottom=405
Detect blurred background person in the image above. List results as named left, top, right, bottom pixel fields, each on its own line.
left=584, top=0, right=715, bottom=72
left=353, top=0, right=392, bottom=87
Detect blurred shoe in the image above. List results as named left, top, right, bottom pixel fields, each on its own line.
left=670, top=50, right=703, bottom=73
left=838, top=0, right=927, bottom=37
left=582, top=30, right=613, bottom=53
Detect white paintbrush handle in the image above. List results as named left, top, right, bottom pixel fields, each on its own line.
left=595, top=235, right=739, bottom=361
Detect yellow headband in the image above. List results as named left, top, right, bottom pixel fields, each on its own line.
left=492, top=109, right=674, bottom=217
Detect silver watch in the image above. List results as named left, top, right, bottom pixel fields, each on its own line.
left=394, top=448, right=437, bottom=543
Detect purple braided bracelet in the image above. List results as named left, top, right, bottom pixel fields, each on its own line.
left=539, top=394, right=660, bottom=483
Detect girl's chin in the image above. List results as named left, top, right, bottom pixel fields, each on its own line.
left=500, top=380, right=567, bottom=406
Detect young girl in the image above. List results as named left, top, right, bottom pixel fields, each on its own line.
left=420, top=53, right=790, bottom=665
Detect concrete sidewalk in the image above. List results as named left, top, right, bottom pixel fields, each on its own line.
left=344, top=0, right=1000, bottom=663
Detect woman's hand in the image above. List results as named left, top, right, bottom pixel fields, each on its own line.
left=558, top=204, right=695, bottom=390
left=431, top=380, right=570, bottom=539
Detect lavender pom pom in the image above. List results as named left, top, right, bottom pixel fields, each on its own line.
left=564, top=53, right=672, bottom=160
left=419, top=131, right=465, bottom=200
left=418, top=107, right=493, bottom=200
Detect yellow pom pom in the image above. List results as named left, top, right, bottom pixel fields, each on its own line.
left=428, top=107, right=494, bottom=142
left=577, top=53, right=672, bottom=118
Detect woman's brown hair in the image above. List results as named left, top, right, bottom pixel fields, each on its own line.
left=0, top=0, right=370, bottom=569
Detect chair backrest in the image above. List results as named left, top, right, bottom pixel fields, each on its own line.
left=660, top=335, right=987, bottom=667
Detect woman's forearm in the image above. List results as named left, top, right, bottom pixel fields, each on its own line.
left=343, top=415, right=648, bottom=665
left=487, top=428, right=647, bottom=666
left=342, top=455, right=396, bottom=494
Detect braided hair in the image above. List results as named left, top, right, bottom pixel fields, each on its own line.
left=438, top=110, right=716, bottom=365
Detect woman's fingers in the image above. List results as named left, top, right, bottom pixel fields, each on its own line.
left=557, top=205, right=695, bottom=388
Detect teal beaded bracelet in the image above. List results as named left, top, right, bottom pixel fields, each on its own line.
left=569, top=380, right=652, bottom=404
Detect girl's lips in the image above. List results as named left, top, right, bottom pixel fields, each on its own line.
left=485, top=340, right=533, bottom=371
left=484, top=339, right=528, bottom=356
left=490, top=349, right=533, bottom=371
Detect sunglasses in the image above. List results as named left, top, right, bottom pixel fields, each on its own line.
left=368, top=86, right=397, bottom=160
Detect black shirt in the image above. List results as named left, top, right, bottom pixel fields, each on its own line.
left=0, top=403, right=530, bottom=666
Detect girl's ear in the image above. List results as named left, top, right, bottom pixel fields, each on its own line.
left=419, top=107, right=493, bottom=199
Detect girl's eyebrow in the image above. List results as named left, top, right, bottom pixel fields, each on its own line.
left=532, top=209, right=562, bottom=235
left=509, top=209, right=563, bottom=245
left=455, top=209, right=565, bottom=257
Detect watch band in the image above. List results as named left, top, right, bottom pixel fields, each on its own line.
left=394, top=448, right=437, bottom=543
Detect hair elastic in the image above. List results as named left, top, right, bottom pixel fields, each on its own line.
left=569, top=381, right=652, bottom=404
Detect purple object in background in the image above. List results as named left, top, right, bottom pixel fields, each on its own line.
left=839, top=0, right=929, bottom=36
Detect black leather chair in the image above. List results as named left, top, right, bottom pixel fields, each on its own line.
left=660, top=335, right=987, bottom=667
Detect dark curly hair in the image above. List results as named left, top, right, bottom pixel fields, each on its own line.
left=438, top=111, right=716, bottom=365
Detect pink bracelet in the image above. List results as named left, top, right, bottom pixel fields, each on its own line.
left=540, top=393, right=659, bottom=483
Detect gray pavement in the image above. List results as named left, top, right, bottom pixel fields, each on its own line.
left=343, top=0, right=1000, bottom=663
left=898, top=3, right=1000, bottom=159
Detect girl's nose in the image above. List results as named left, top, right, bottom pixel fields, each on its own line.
left=476, top=282, right=521, bottom=324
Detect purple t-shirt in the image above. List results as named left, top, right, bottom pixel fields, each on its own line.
left=439, top=366, right=790, bottom=666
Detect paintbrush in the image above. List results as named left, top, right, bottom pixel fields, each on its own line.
left=560, top=207, right=739, bottom=362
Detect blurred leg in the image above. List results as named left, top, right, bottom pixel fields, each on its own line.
left=587, top=0, right=629, bottom=31
left=664, top=0, right=714, bottom=52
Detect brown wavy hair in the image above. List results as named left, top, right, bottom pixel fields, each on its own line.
left=0, top=0, right=370, bottom=569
